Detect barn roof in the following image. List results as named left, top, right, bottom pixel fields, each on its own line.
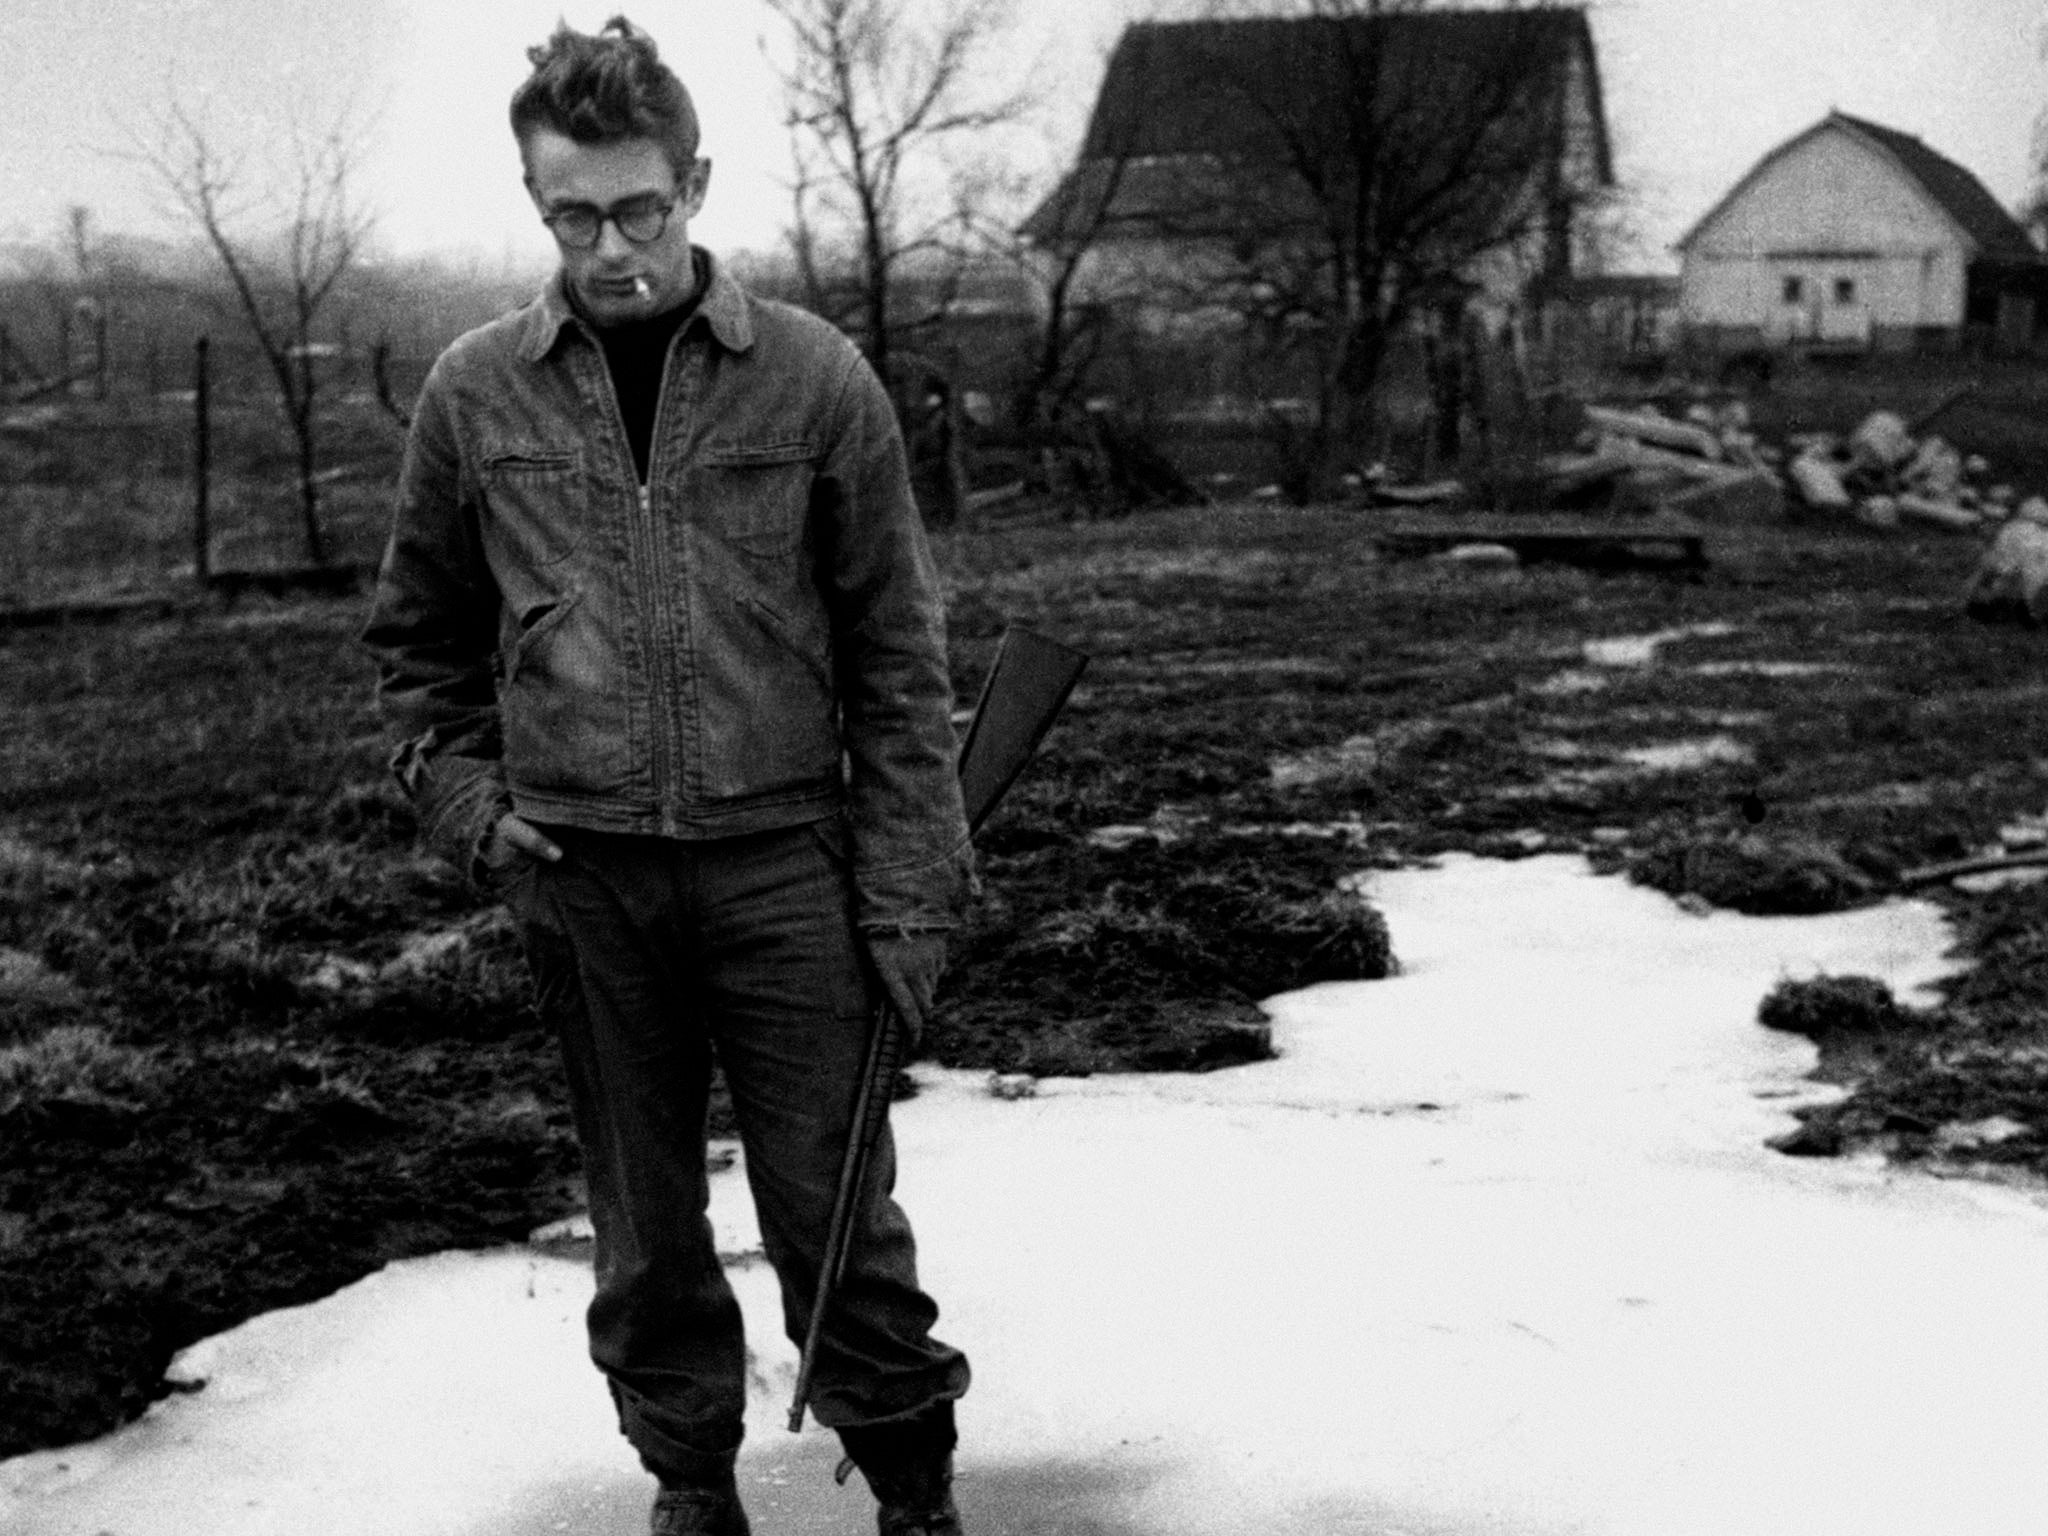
left=1676, top=112, right=2042, bottom=262
left=1022, top=8, right=1611, bottom=248
left=1832, top=115, right=2040, bottom=261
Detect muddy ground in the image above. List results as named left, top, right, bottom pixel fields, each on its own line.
left=7, top=498, right=2048, bottom=1458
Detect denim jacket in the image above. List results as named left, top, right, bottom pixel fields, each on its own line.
left=361, top=253, right=973, bottom=934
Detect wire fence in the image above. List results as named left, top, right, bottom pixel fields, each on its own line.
left=1, top=331, right=429, bottom=613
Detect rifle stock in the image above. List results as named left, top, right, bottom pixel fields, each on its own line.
left=786, top=626, right=1088, bottom=1432
left=957, top=628, right=1089, bottom=835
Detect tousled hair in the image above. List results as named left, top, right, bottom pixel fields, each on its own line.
left=510, top=15, right=700, bottom=178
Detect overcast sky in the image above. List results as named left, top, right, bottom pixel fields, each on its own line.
left=0, top=0, right=2042, bottom=276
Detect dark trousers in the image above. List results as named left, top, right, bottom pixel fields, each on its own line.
left=512, top=819, right=969, bottom=1487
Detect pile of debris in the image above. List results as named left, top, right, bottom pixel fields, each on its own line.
left=1558, top=390, right=2048, bottom=540
left=1358, top=399, right=1787, bottom=522
left=1569, top=392, right=2048, bottom=625
left=1352, top=385, right=2048, bottom=566
left=1779, top=405, right=2033, bottom=535
left=1570, top=400, right=1785, bottom=522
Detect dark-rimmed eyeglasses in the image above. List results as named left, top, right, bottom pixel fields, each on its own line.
left=541, top=196, right=677, bottom=250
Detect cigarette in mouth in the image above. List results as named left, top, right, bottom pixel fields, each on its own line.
left=632, top=278, right=650, bottom=299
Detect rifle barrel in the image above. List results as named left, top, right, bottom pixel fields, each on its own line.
left=786, top=625, right=1088, bottom=1432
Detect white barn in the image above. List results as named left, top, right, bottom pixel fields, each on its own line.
left=1676, top=112, right=2045, bottom=355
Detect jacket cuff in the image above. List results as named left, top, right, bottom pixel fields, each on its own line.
left=853, top=836, right=978, bottom=936
left=390, top=737, right=509, bottom=887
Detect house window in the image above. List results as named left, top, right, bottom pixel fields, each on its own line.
left=1782, top=276, right=1804, bottom=303
left=1834, top=277, right=1857, bottom=305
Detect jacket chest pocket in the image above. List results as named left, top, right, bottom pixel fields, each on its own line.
left=481, top=447, right=585, bottom=568
left=693, top=441, right=817, bottom=556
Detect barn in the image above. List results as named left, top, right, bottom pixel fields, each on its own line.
left=1022, top=8, right=1614, bottom=329
left=1676, top=111, right=2047, bottom=356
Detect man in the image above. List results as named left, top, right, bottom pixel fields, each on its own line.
left=360, top=18, right=973, bottom=1536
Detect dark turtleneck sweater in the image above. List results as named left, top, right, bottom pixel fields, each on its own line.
left=591, top=251, right=707, bottom=485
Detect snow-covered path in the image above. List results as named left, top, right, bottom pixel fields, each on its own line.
left=8, top=854, right=2048, bottom=1536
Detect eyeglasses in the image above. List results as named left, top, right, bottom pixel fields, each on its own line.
left=541, top=196, right=677, bottom=250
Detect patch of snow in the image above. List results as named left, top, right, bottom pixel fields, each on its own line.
left=1531, top=668, right=1610, bottom=695
left=0, top=947, right=79, bottom=1006
left=1269, top=735, right=1379, bottom=789
left=1128, top=655, right=1350, bottom=680
left=385, top=927, right=473, bottom=973
left=303, top=956, right=376, bottom=993
left=1441, top=541, right=1519, bottom=566
left=1229, top=818, right=1372, bottom=844
left=302, top=914, right=507, bottom=993
left=1806, top=781, right=1937, bottom=813
left=1090, top=815, right=1374, bottom=850
left=1581, top=621, right=1737, bottom=669
left=1619, top=734, right=1754, bottom=772
left=17, top=858, right=2048, bottom=1536
left=1956, top=868, right=2048, bottom=894
left=1688, top=660, right=1858, bottom=679
left=1996, top=811, right=2048, bottom=849
left=526, top=1212, right=594, bottom=1248
left=1936, top=1117, right=2031, bottom=1153
left=1499, top=732, right=1755, bottom=797
left=0, top=830, right=83, bottom=881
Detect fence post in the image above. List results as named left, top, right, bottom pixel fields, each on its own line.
left=193, top=335, right=211, bottom=588
left=92, top=304, right=108, bottom=402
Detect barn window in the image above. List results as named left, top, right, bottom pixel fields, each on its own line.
left=1834, top=277, right=1857, bottom=304
left=1782, top=276, right=1804, bottom=303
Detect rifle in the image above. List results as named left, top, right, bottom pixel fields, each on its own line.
left=787, top=626, right=1088, bottom=1432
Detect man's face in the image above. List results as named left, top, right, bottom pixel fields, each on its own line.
left=523, top=128, right=709, bottom=326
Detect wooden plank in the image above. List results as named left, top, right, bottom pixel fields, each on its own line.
left=1371, top=511, right=1708, bottom=569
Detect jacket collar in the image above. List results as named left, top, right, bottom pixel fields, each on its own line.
left=519, top=247, right=755, bottom=362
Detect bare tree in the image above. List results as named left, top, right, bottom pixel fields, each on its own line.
left=1073, top=0, right=1609, bottom=495
left=1012, top=118, right=1145, bottom=432
left=2029, top=24, right=2048, bottom=248
left=2026, top=105, right=2048, bottom=249
left=129, top=98, right=373, bottom=567
left=763, top=0, right=1029, bottom=387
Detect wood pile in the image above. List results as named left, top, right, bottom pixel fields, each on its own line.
left=1781, top=406, right=2014, bottom=535
left=1573, top=400, right=1784, bottom=522
left=1569, top=391, right=2041, bottom=544
left=1359, top=398, right=1784, bottom=522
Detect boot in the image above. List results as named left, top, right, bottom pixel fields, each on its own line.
left=649, top=1475, right=752, bottom=1536
left=838, top=1404, right=962, bottom=1536
left=863, top=1451, right=961, bottom=1536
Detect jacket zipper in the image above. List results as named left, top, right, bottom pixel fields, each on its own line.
left=644, top=331, right=693, bottom=827
left=588, top=324, right=682, bottom=822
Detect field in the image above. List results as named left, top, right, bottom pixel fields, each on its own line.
left=9, top=360, right=2048, bottom=1458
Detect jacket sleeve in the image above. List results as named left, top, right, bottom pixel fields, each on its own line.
left=358, top=363, right=509, bottom=885
left=815, top=349, right=975, bottom=936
